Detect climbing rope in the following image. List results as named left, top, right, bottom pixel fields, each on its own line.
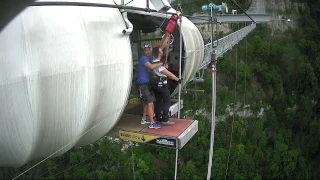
left=13, top=105, right=127, bottom=180
left=131, top=142, right=136, bottom=180
left=236, top=22, right=248, bottom=169
left=42, top=144, right=109, bottom=179
left=176, top=1, right=183, bottom=16
left=163, top=34, right=174, bottom=65
left=224, top=23, right=239, bottom=180
left=124, top=0, right=134, bottom=6
left=159, top=13, right=168, bottom=33
left=34, top=157, right=70, bottom=179
left=244, top=23, right=248, bottom=113
left=207, top=11, right=218, bottom=179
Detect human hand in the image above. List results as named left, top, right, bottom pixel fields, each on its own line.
left=162, top=32, right=170, bottom=39
left=177, top=78, right=183, bottom=83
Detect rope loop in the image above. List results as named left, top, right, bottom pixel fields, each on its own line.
left=176, top=2, right=183, bottom=18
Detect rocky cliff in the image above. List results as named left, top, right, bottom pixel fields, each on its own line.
left=266, top=0, right=300, bottom=35
left=196, top=0, right=302, bottom=40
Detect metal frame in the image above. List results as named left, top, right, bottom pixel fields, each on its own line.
left=200, top=23, right=256, bottom=69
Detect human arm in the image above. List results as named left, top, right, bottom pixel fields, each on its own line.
left=144, top=61, right=163, bottom=70
left=160, top=68, right=179, bottom=81
left=155, top=31, right=170, bottom=50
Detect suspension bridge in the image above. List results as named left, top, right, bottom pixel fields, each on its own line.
left=0, top=0, right=271, bottom=179
left=192, top=0, right=270, bottom=82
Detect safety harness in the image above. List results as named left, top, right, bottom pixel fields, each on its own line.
left=149, top=61, right=167, bottom=87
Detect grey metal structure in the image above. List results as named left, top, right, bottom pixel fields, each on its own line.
left=200, top=23, right=256, bottom=69
left=187, top=14, right=270, bottom=24
left=188, top=0, right=269, bottom=24
left=193, top=23, right=256, bottom=82
left=192, top=0, right=268, bottom=82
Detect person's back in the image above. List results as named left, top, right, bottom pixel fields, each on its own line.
left=152, top=60, right=166, bottom=76
left=150, top=47, right=181, bottom=125
left=151, top=59, right=168, bottom=87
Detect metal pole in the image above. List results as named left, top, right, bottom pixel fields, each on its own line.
left=146, top=0, right=149, bottom=10
left=210, top=6, right=213, bottom=46
left=174, top=149, right=179, bottom=180
left=183, top=89, right=205, bottom=93
left=207, top=5, right=217, bottom=180
left=175, top=16, right=183, bottom=180
left=178, top=21, right=182, bottom=119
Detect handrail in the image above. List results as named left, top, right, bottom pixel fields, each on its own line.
left=200, top=23, right=256, bottom=69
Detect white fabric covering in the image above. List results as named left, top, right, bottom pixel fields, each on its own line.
left=0, top=1, right=132, bottom=167
left=172, top=17, right=204, bottom=96
left=113, top=0, right=177, bottom=14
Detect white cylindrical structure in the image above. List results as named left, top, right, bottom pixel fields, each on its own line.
left=172, top=17, right=204, bottom=96
left=0, top=1, right=132, bottom=167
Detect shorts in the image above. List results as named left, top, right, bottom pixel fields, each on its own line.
left=138, top=84, right=154, bottom=104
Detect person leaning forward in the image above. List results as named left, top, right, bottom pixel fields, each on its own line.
left=136, top=32, right=171, bottom=129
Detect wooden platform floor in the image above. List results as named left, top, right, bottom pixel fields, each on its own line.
left=109, top=103, right=198, bottom=149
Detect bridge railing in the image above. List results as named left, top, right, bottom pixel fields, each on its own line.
left=200, top=23, right=256, bottom=69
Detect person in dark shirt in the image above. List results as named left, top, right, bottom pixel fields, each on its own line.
left=150, top=46, right=182, bottom=125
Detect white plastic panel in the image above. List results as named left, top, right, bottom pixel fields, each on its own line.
left=171, top=17, right=204, bottom=96
left=0, top=1, right=132, bottom=167
left=36, top=0, right=115, bottom=4
left=37, top=0, right=176, bottom=14
left=113, top=0, right=176, bottom=14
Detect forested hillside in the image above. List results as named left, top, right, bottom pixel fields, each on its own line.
left=1, top=0, right=320, bottom=179
left=184, top=0, right=320, bottom=179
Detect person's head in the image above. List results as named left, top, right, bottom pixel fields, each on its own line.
left=152, top=46, right=163, bottom=59
left=142, top=44, right=152, bottom=57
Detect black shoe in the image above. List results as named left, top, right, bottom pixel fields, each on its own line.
left=160, top=117, right=175, bottom=125
left=161, top=121, right=175, bottom=125
left=156, top=114, right=163, bottom=122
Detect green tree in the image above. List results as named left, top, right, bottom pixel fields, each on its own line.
left=180, top=161, right=200, bottom=180
left=210, top=147, right=227, bottom=179
left=296, top=62, right=318, bottom=95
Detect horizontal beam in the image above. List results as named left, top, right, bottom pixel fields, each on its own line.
left=183, top=89, right=205, bottom=93
left=188, top=14, right=270, bottom=24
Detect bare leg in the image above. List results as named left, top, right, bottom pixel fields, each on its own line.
left=142, top=101, right=148, bottom=120
left=147, top=102, right=155, bottom=124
